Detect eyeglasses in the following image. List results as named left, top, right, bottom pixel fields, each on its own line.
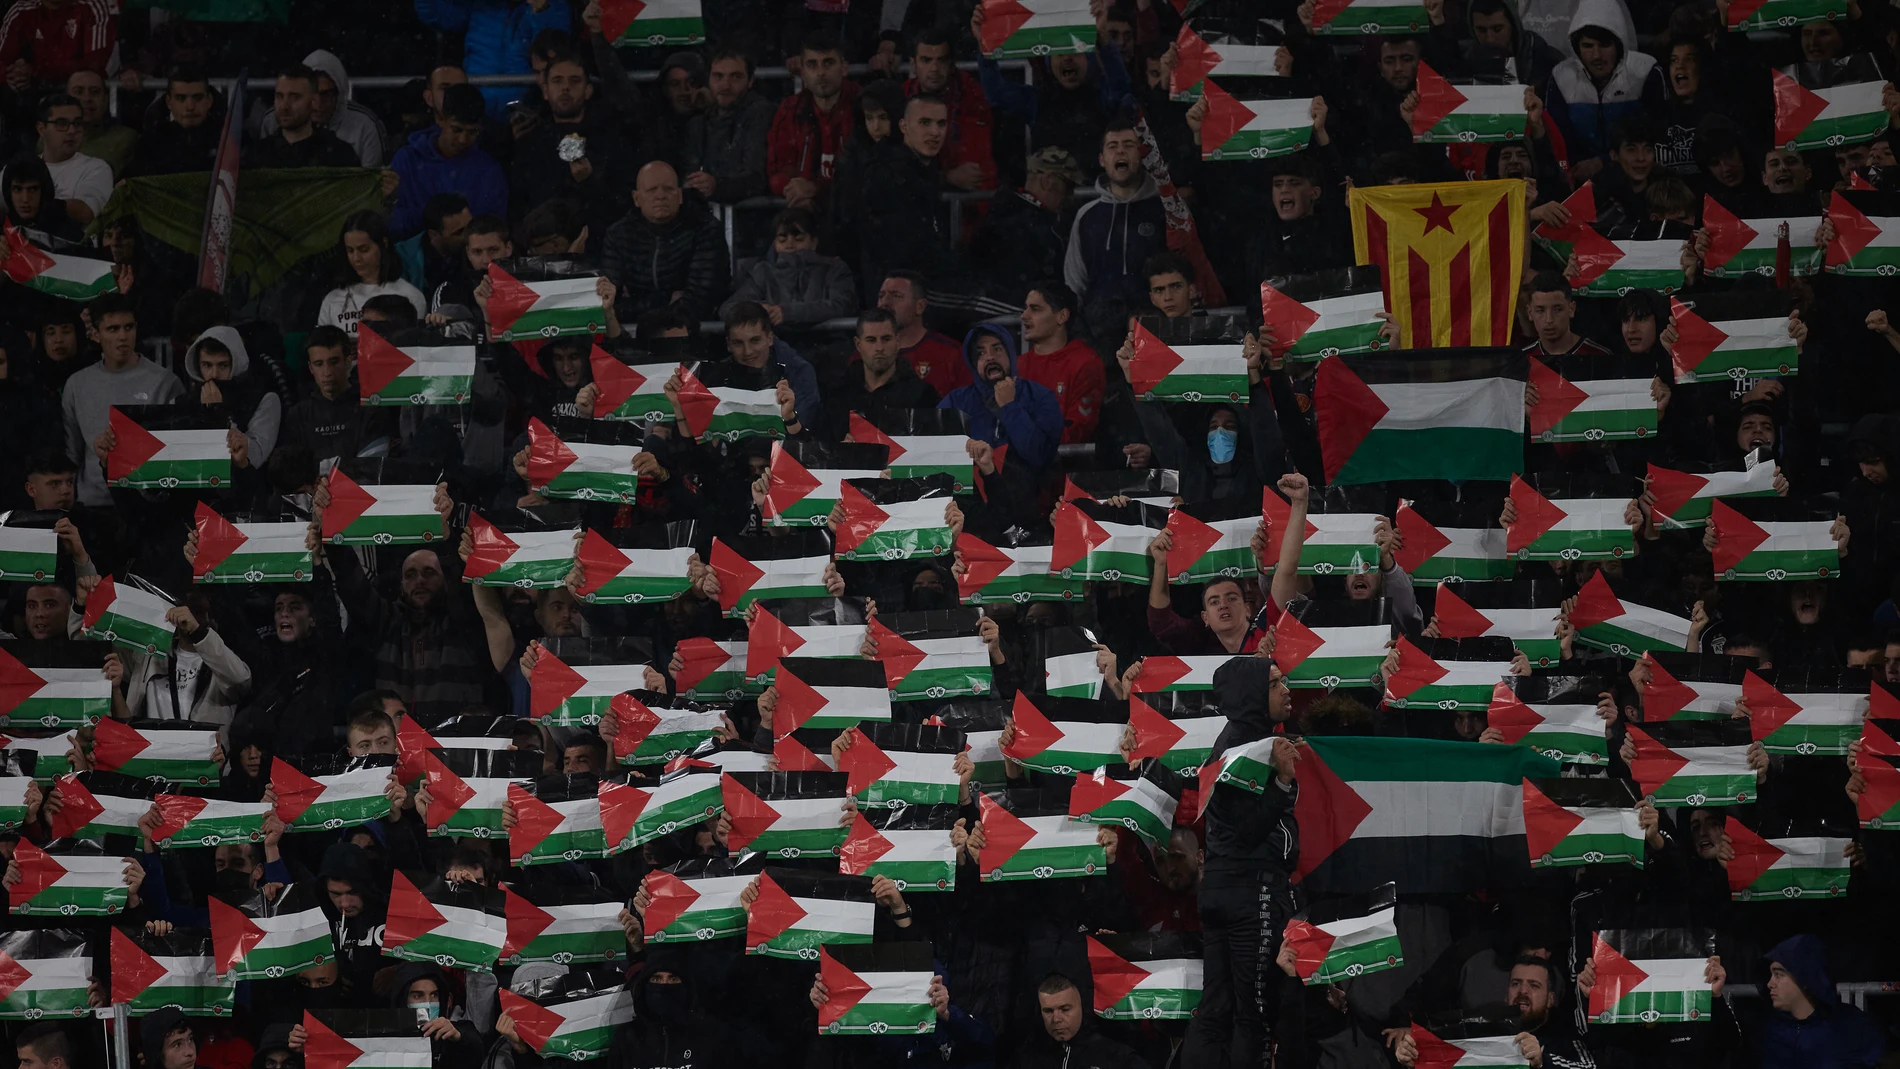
left=39, top=118, right=80, bottom=130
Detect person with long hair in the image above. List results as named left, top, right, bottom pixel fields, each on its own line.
left=316, top=210, right=427, bottom=337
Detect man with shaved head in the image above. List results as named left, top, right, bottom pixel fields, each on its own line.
left=601, top=159, right=731, bottom=322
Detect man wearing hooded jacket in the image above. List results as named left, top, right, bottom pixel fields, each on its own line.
left=939, top=325, right=1063, bottom=474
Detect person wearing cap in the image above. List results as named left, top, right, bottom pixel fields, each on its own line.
left=970, top=147, right=1080, bottom=311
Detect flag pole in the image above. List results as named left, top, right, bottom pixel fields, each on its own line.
left=197, top=70, right=248, bottom=294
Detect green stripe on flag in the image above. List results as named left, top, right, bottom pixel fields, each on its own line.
left=1312, top=0, right=1430, bottom=33
left=1335, top=427, right=1524, bottom=485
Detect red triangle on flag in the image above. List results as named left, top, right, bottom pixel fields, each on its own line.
left=1856, top=756, right=1900, bottom=824
left=1700, top=196, right=1760, bottom=271
left=353, top=324, right=417, bottom=399
left=1639, top=654, right=1697, bottom=721
left=771, top=733, right=833, bottom=773
left=638, top=871, right=701, bottom=933
left=746, top=605, right=807, bottom=678
left=1724, top=0, right=1769, bottom=25
left=1282, top=917, right=1338, bottom=982
left=745, top=871, right=808, bottom=945
left=1531, top=181, right=1600, bottom=246
left=1309, top=0, right=1356, bottom=28
left=976, top=0, right=1035, bottom=52
left=45, top=775, right=103, bottom=841
left=1261, top=486, right=1318, bottom=557
left=78, top=575, right=118, bottom=636
left=1126, top=696, right=1185, bottom=762
left=1430, top=584, right=1496, bottom=640
left=720, top=773, right=781, bottom=850
left=976, top=793, right=1037, bottom=874
left=110, top=927, right=168, bottom=1005
left=1826, top=191, right=1881, bottom=266
left=1666, top=298, right=1730, bottom=382
left=1382, top=637, right=1448, bottom=699
left=954, top=534, right=1013, bottom=599
left=1525, top=358, right=1590, bottom=439
left=1742, top=670, right=1801, bottom=741
left=1709, top=499, right=1772, bottom=574
left=1, top=221, right=55, bottom=284
left=1126, top=322, right=1184, bottom=395
left=209, top=896, right=267, bottom=976
left=461, top=514, right=522, bottom=580
left=0, top=951, right=30, bottom=1003
left=507, top=783, right=567, bottom=859
left=1588, top=934, right=1653, bottom=1018
left=597, top=781, right=652, bottom=847
left=1486, top=683, right=1547, bottom=746
left=527, top=647, right=588, bottom=719
left=764, top=443, right=824, bottom=520
left=384, top=870, right=448, bottom=953
left=1771, top=69, right=1830, bottom=149
left=1408, top=1025, right=1480, bottom=1069
left=1271, top=612, right=1325, bottom=674
left=1291, top=744, right=1374, bottom=883
left=191, top=502, right=248, bottom=578
left=484, top=263, right=540, bottom=334
left=833, top=481, right=891, bottom=557
left=1391, top=504, right=1449, bottom=574
left=818, top=945, right=872, bottom=1027
left=524, top=418, right=580, bottom=488
left=1505, top=475, right=1567, bottom=555
left=587, top=346, right=648, bottom=417
left=839, top=811, right=895, bottom=874
left=1521, top=777, right=1587, bottom=860
left=88, top=716, right=152, bottom=774
left=496, top=988, right=567, bottom=1051
left=1567, top=571, right=1626, bottom=631
left=1049, top=502, right=1112, bottom=575
left=672, top=367, right=722, bottom=439
left=500, top=886, right=555, bottom=959
left=571, top=529, right=630, bottom=599
left=301, top=1012, right=374, bottom=1068
left=866, top=618, right=926, bottom=686
left=1130, top=655, right=1191, bottom=694
left=846, top=413, right=906, bottom=462
left=1258, top=282, right=1320, bottom=358
left=1562, top=223, right=1630, bottom=289
left=597, top=0, right=649, bottom=40
left=394, top=716, right=441, bottom=783
left=1197, top=78, right=1257, bottom=156
left=608, top=693, right=661, bottom=761
left=104, top=407, right=166, bottom=483
left=1409, top=62, right=1469, bottom=135
left=771, top=662, right=833, bottom=736
left=1872, top=682, right=1900, bottom=723
left=1645, top=462, right=1712, bottom=526
left=1313, top=356, right=1391, bottom=483
left=149, top=794, right=210, bottom=842
left=1722, top=816, right=1786, bottom=894
left=708, top=538, right=764, bottom=614
left=420, top=751, right=475, bottom=832
left=0, top=647, right=49, bottom=715
left=1060, top=478, right=1095, bottom=504
left=671, top=637, right=733, bottom=693
left=1162, top=509, right=1227, bottom=582
left=999, top=692, right=1059, bottom=763
left=319, top=468, right=376, bottom=541
left=1623, top=725, right=1690, bottom=797
left=1085, top=935, right=1148, bottom=1013
left=1169, top=25, right=1220, bottom=94
left=6, top=841, right=65, bottom=908
left=1068, top=768, right=1131, bottom=818
left=836, top=728, right=897, bottom=796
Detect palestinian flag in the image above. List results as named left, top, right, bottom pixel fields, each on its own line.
left=587, top=352, right=678, bottom=422
left=1700, top=198, right=1824, bottom=278
left=1728, top=0, right=1844, bottom=29
left=1002, top=692, right=1123, bottom=775
left=1857, top=752, right=1900, bottom=829
left=977, top=793, right=1107, bottom=881
left=1130, top=654, right=1245, bottom=696
left=496, top=988, right=636, bottom=1060
left=670, top=368, right=783, bottom=442
left=528, top=646, right=650, bottom=729
left=395, top=715, right=517, bottom=781
left=1647, top=459, right=1778, bottom=530
left=523, top=418, right=643, bottom=503
left=1746, top=670, right=1864, bottom=756
left=298, top=1011, right=433, bottom=1068
left=709, top=534, right=833, bottom=617
left=1088, top=934, right=1202, bottom=1021
left=1126, top=697, right=1226, bottom=772
left=1051, top=500, right=1162, bottom=584
left=419, top=751, right=520, bottom=840
left=1, top=223, right=114, bottom=299
left=79, top=577, right=175, bottom=656
left=1568, top=572, right=1690, bottom=656
left=1169, top=25, right=1279, bottom=100
left=0, top=525, right=54, bottom=583
left=1529, top=182, right=1602, bottom=264
left=1162, top=498, right=1259, bottom=584
left=501, top=889, right=626, bottom=965
left=1625, top=723, right=1755, bottom=807
left=837, top=724, right=962, bottom=808
left=8, top=842, right=128, bottom=915
left=1589, top=929, right=1714, bottom=1024
left=1430, top=583, right=1564, bottom=667
left=745, top=870, right=875, bottom=959
left=763, top=440, right=888, bottom=527
left=509, top=782, right=609, bottom=864
left=956, top=535, right=1071, bottom=603
left=1069, top=767, right=1177, bottom=845
left=773, top=657, right=892, bottom=735
left=45, top=773, right=150, bottom=840
left=0, top=778, right=28, bottom=832
left=1309, top=0, right=1430, bottom=35
left=598, top=773, right=724, bottom=851
left=105, top=407, right=227, bottom=491
left=1488, top=680, right=1608, bottom=764
left=209, top=899, right=331, bottom=980
left=149, top=795, right=269, bottom=848
left=1391, top=502, right=1511, bottom=585
left=1283, top=889, right=1403, bottom=984
left=818, top=943, right=936, bottom=1036
left=1271, top=611, right=1388, bottom=690
left=1710, top=499, right=1838, bottom=582
left=1258, top=493, right=1379, bottom=579
left=1410, top=63, right=1526, bottom=143
left=190, top=505, right=311, bottom=584
left=0, top=947, right=91, bottom=1020
left=0, top=642, right=110, bottom=729
left=1198, top=84, right=1313, bottom=161
left=1568, top=233, right=1688, bottom=298
left=1259, top=276, right=1387, bottom=362
left=460, top=515, right=576, bottom=590
left=384, top=871, right=505, bottom=971
left=0, top=732, right=76, bottom=781
left=571, top=528, right=694, bottom=604
left=840, top=807, right=958, bottom=891
left=110, top=929, right=233, bottom=1016
left=834, top=480, right=957, bottom=562
left=867, top=616, right=990, bottom=701
left=1668, top=299, right=1798, bottom=384
left=1824, top=192, right=1900, bottom=276
left=640, top=870, right=751, bottom=943
left=1505, top=477, right=1634, bottom=562
left=91, top=719, right=220, bottom=785
left=1724, top=818, right=1850, bottom=900
left=609, top=693, right=723, bottom=765
left=271, top=762, right=393, bottom=832
left=1526, top=357, right=1659, bottom=445
left=1638, top=653, right=1747, bottom=721
left=600, top=0, right=703, bottom=46
left=671, top=638, right=757, bottom=702
left=845, top=412, right=974, bottom=488
left=1291, top=736, right=1562, bottom=893
left=355, top=326, right=475, bottom=406
left=1201, top=736, right=1286, bottom=795
left=976, top=0, right=1095, bottom=58
left=1381, top=637, right=1516, bottom=712
left=1773, top=65, right=1885, bottom=152
left=1315, top=352, right=1525, bottom=485
left=485, top=265, right=604, bottom=341
left=1126, top=319, right=1248, bottom=401
left=320, top=469, right=442, bottom=546
left=722, top=771, right=849, bottom=858
left=1523, top=778, right=1644, bottom=868
left=1405, top=1028, right=1532, bottom=1069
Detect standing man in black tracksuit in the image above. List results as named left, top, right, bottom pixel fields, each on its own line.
left=1132, top=654, right=1300, bottom=1069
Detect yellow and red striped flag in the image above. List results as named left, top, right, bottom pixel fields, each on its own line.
left=1347, top=179, right=1527, bottom=349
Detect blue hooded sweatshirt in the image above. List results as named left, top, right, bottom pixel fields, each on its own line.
left=940, top=325, right=1064, bottom=472
left=1758, top=935, right=1885, bottom=1069
left=388, top=127, right=510, bottom=236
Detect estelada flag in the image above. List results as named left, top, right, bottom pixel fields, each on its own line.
left=1348, top=180, right=1525, bottom=348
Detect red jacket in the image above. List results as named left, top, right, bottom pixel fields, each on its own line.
left=903, top=70, right=996, bottom=190
left=766, top=81, right=862, bottom=202
left=1017, top=337, right=1104, bottom=443
left=0, top=0, right=111, bottom=80
left=900, top=330, right=971, bottom=398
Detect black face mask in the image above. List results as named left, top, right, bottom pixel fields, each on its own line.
left=643, top=983, right=689, bottom=1023
left=909, top=587, right=950, bottom=611
left=298, top=983, right=342, bottom=1010
left=214, top=868, right=255, bottom=894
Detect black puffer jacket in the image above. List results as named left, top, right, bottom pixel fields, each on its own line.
left=599, top=200, right=731, bottom=322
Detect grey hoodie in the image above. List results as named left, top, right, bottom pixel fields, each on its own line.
left=60, top=352, right=186, bottom=508
left=185, top=325, right=282, bottom=468
left=256, top=49, right=389, bottom=166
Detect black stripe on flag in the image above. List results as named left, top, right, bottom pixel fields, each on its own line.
left=1335, top=350, right=1527, bottom=386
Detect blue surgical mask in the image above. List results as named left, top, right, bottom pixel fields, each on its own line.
left=1207, top=428, right=1238, bottom=463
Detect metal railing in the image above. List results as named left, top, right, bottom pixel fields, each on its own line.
left=1723, top=982, right=1898, bottom=1011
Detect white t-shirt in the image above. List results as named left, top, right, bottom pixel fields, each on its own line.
left=144, top=649, right=205, bottom=721
left=45, top=152, right=112, bottom=215
left=317, top=280, right=429, bottom=337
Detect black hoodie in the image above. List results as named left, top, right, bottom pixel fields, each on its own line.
left=607, top=948, right=742, bottom=1068
left=388, top=960, right=488, bottom=1066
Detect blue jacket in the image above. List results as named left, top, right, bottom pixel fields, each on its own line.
left=1544, top=0, right=1666, bottom=163
left=1063, top=169, right=1166, bottom=309
left=1758, top=935, right=1886, bottom=1069
left=412, top=0, right=573, bottom=117
left=388, top=127, right=509, bottom=237
left=940, top=325, right=1063, bottom=473
left=768, top=337, right=824, bottom=437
